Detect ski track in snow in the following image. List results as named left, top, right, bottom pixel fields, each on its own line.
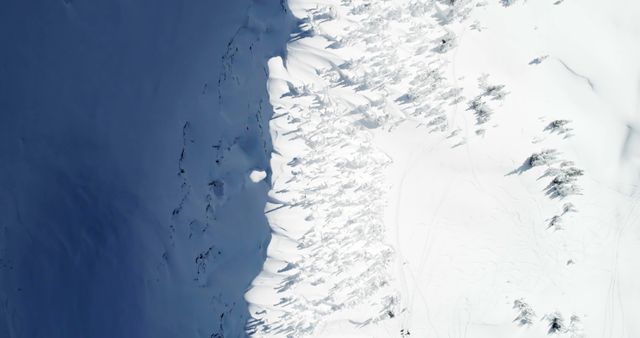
left=247, top=0, right=640, bottom=337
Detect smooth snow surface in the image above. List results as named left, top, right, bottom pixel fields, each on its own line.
left=1, top=1, right=292, bottom=337
left=251, top=170, right=269, bottom=183
left=249, top=0, right=640, bottom=337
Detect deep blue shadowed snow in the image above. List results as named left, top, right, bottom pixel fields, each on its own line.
left=0, top=0, right=292, bottom=337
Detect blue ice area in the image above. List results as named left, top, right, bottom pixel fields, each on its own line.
left=0, top=0, right=293, bottom=337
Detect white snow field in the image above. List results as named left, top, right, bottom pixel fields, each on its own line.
left=248, top=0, right=640, bottom=337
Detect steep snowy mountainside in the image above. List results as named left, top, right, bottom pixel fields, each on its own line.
left=0, top=1, right=292, bottom=337
left=248, top=0, right=640, bottom=337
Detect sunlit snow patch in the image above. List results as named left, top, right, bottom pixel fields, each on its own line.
left=249, top=170, right=267, bottom=183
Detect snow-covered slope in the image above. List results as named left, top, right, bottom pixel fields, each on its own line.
left=249, top=0, right=640, bottom=337
left=0, top=1, right=292, bottom=337
left=2, top=0, right=638, bottom=337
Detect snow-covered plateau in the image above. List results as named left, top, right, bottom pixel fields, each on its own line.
left=248, top=0, right=640, bottom=337
left=2, top=0, right=640, bottom=337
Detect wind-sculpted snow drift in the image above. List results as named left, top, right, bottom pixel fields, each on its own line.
left=247, top=0, right=640, bottom=337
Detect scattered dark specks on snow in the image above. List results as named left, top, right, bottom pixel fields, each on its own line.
left=529, top=55, right=549, bottom=65
left=467, top=98, right=494, bottom=125
left=544, top=312, right=566, bottom=334
left=195, top=245, right=222, bottom=276
left=506, top=149, right=556, bottom=175
left=434, top=30, right=457, bottom=53
left=500, top=0, right=518, bottom=7
left=513, top=299, right=536, bottom=326
left=396, top=91, right=418, bottom=104
left=562, top=202, right=577, bottom=214
left=546, top=215, right=563, bottom=230
left=466, top=75, right=509, bottom=128
left=544, top=119, right=573, bottom=138
left=529, top=149, right=559, bottom=167
left=544, top=166, right=584, bottom=199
